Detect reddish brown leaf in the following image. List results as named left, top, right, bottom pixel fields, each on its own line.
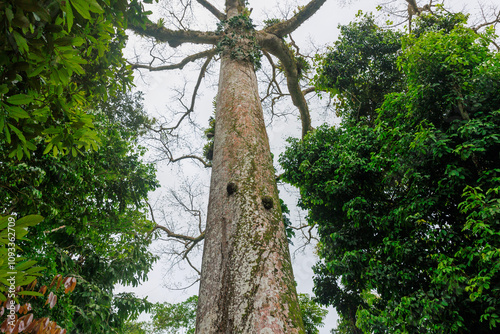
left=39, top=286, right=47, bottom=295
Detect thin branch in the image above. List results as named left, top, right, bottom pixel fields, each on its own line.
left=195, top=0, right=225, bottom=21
left=170, top=155, right=212, bottom=167
left=185, top=254, right=201, bottom=276
left=145, top=54, right=213, bottom=138
left=473, top=9, right=500, bottom=32
left=147, top=201, right=205, bottom=242
left=130, top=49, right=216, bottom=71
left=302, top=87, right=315, bottom=95
left=43, top=225, right=66, bottom=234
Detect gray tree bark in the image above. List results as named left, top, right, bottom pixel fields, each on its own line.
left=195, top=40, right=304, bottom=334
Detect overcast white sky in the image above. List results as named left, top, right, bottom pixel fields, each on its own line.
left=115, top=0, right=497, bottom=332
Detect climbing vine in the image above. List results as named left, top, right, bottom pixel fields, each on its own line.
left=216, top=14, right=262, bottom=69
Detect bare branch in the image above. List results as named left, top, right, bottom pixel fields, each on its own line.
left=170, top=154, right=212, bottom=167
left=302, top=87, right=315, bottom=95
left=185, top=254, right=201, bottom=276
left=129, top=22, right=218, bottom=48
left=43, top=225, right=66, bottom=234
left=195, top=0, right=225, bottom=21
left=147, top=201, right=205, bottom=243
left=473, top=8, right=500, bottom=32
left=154, top=224, right=206, bottom=242
left=264, top=0, right=328, bottom=38
left=146, top=54, right=213, bottom=138
left=130, top=48, right=216, bottom=71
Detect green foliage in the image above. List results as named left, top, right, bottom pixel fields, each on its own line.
left=1, top=92, right=159, bottom=333
left=298, top=293, right=329, bottom=334
left=1, top=1, right=159, bottom=332
left=282, top=14, right=500, bottom=334
left=280, top=198, right=296, bottom=244
left=0, top=0, right=135, bottom=159
left=150, top=295, right=198, bottom=334
left=203, top=115, right=215, bottom=162
left=124, top=296, right=198, bottom=334
left=0, top=215, right=45, bottom=301
left=313, top=13, right=403, bottom=124
left=263, top=18, right=282, bottom=28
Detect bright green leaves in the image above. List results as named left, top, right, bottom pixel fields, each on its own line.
left=6, top=94, right=34, bottom=105
left=284, top=11, right=500, bottom=334
left=0, top=215, right=45, bottom=302
left=69, top=0, right=104, bottom=20
left=0, top=0, right=133, bottom=160
left=313, top=13, right=403, bottom=124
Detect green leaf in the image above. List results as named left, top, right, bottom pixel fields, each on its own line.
left=4, top=123, right=11, bottom=143
left=8, top=124, right=26, bottom=143
left=27, top=64, right=45, bottom=78
left=42, top=143, right=53, bottom=154
left=15, top=215, right=44, bottom=228
left=0, top=84, right=8, bottom=94
left=65, top=0, right=74, bottom=32
left=70, top=0, right=91, bottom=19
left=88, top=0, right=104, bottom=14
left=43, top=127, right=62, bottom=135
left=18, top=291, right=44, bottom=297
left=7, top=105, right=30, bottom=119
left=16, top=260, right=38, bottom=271
left=26, top=141, right=37, bottom=150
left=12, top=31, right=29, bottom=54
left=7, top=94, right=34, bottom=105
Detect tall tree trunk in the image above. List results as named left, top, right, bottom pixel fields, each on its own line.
left=195, top=51, right=304, bottom=333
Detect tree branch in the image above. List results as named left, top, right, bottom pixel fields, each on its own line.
left=146, top=201, right=205, bottom=242
left=130, top=48, right=216, bottom=71
left=264, top=0, right=328, bottom=38
left=170, top=155, right=212, bottom=167
left=129, top=22, right=218, bottom=47
left=259, top=32, right=314, bottom=137
left=195, top=0, right=225, bottom=21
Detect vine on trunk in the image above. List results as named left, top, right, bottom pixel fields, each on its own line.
left=215, top=14, right=262, bottom=69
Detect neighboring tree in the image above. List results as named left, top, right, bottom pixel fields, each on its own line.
left=314, top=12, right=404, bottom=124
left=1, top=0, right=160, bottom=332
left=1, top=99, right=159, bottom=332
left=281, top=10, right=500, bottom=334
left=150, top=295, right=198, bottom=334
left=0, top=0, right=136, bottom=159
left=0, top=215, right=78, bottom=334
left=298, top=293, right=329, bottom=334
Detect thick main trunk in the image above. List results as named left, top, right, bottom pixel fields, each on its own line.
left=195, top=54, right=304, bottom=333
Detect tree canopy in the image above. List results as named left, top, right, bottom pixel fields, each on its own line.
left=1, top=0, right=160, bottom=332
left=281, top=9, right=500, bottom=334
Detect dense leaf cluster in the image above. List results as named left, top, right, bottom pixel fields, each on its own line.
left=281, top=12, right=500, bottom=334
left=1, top=0, right=160, bottom=332
left=314, top=13, right=403, bottom=124
left=0, top=0, right=136, bottom=159
left=1, top=100, right=159, bottom=332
